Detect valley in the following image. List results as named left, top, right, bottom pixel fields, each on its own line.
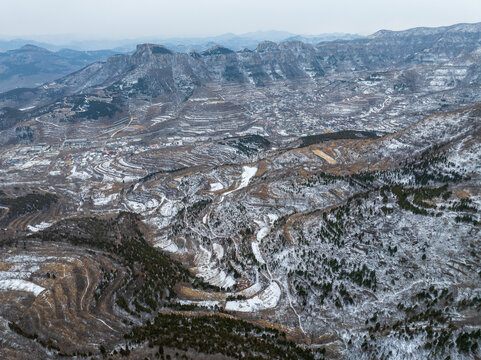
left=0, top=22, right=480, bottom=359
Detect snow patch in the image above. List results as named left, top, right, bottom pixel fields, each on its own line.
left=159, top=200, right=180, bottom=217
left=15, top=159, right=51, bottom=170
left=224, top=166, right=257, bottom=195
left=213, top=243, right=224, bottom=260
left=0, top=279, right=45, bottom=296
left=251, top=242, right=265, bottom=265
left=235, top=281, right=263, bottom=298
left=177, top=300, right=220, bottom=308
left=27, top=222, right=52, bottom=233
left=93, top=193, right=118, bottom=206
left=68, top=166, right=91, bottom=180
left=192, top=246, right=235, bottom=289
left=238, top=166, right=258, bottom=190
left=225, top=282, right=281, bottom=312
left=209, top=182, right=224, bottom=191
left=153, top=237, right=179, bottom=253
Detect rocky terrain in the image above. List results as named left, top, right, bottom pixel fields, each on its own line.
left=0, top=22, right=480, bottom=359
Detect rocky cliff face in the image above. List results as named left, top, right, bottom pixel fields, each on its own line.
left=65, top=22, right=481, bottom=86
left=1, top=22, right=479, bottom=113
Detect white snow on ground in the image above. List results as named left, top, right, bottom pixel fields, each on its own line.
left=251, top=214, right=278, bottom=265
left=192, top=246, right=235, bottom=289
left=445, top=136, right=481, bottom=176
left=209, top=182, right=224, bottom=191
left=267, top=214, right=279, bottom=223
left=383, top=138, right=408, bottom=152
left=19, top=106, right=36, bottom=111
left=118, top=158, right=142, bottom=170
left=0, top=279, right=45, bottom=296
left=251, top=242, right=265, bottom=265
left=224, top=166, right=257, bottom=195
left=15, top=159, right=51, bottom=170
left=177, top=300, right=220, bottom=308
left=255, top=222, right=270, bottom=241
left=238, top=166, right=257, bottom=190
left=0, top=271, right=29, bottom=280
left=225, top=282, right=281, bottom=312
left=96, top=318, right=115, bottom=331
left=95, top=159, right=139, bottom=183
left=49, top=170, right=61, bottom=176
left=0, top=267, right=38, bottom=280
left=121, top=175, right=140, bottom=183
left=0, top=259, right=43, bottom=295
left=360, top=96, right=392, bottom=118
left=153, top=236, right=179, bottom=253
left=213, top=243, right=224, bottom=260
left=126, top=199, right=146, bottom=213
left=27, top=222, right=52, bottom=233
left=93, top=193, right=118, bottom=206
left=159, top=200, right=180, bottom=217
left=346, top=333, right=427, bottom=360
left=8, top=262, right=40, bottom=273
left=126, top=197, right=161, bottom=215
left=235, top=281, right=263, bottom=298
left=254, top=214, right=279, bottom=242
left=68, top=166, right=91, bottom=180
left=3, top=255, right=57, bottom=263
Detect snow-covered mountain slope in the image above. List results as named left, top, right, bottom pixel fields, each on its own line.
left=0, top=22, right=480, bottom=360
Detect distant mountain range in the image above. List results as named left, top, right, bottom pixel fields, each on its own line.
left=2, top=22, right=480, bottom=95
left=0, top=45, right=120, bottom=93
left=0, top=31, right=362, bottom=52
left=0, top=31, right=361, bottom=93
left=1, top=21, right=480, bottom=137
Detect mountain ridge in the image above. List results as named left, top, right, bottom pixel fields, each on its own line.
left=0, top=44, right=121, bottom=93
left=1, top=20, right=480, bottom=118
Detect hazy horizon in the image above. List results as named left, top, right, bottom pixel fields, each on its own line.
left=0, top=30, right=356, bottom=44
left=1, top=0, right=480, bottom=41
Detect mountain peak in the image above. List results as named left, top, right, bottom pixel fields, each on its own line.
left=18, top=44, right=49, bottom=52
left=255, top=41, right=279, bottom=52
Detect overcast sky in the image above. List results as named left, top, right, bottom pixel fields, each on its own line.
left=1, top=0, right=480, bottom=40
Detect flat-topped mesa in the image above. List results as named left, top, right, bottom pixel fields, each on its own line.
left=134, top=43, right=174, bottom=56
left=201, top=45, right=235, bottom=56
left=278, top=40, right=316, bottom=55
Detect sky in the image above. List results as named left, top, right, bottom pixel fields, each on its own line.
left=1, top=0, right=480, bottom=40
